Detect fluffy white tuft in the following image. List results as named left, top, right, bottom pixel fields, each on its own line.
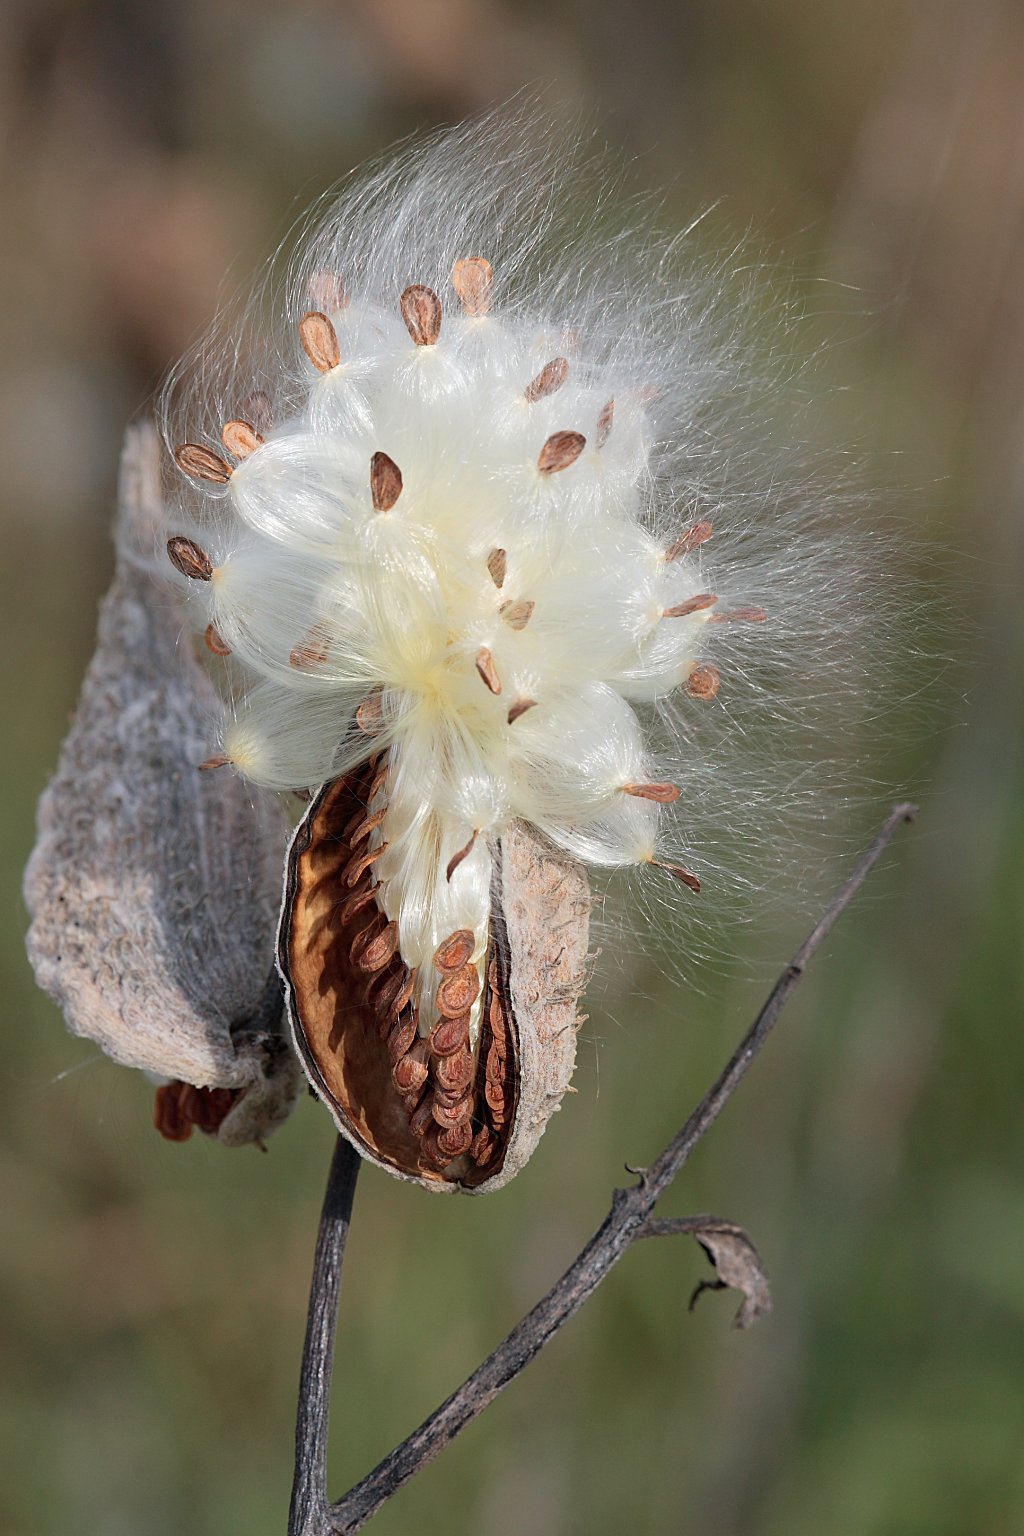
left=159, top=103, right=900, bottom=1007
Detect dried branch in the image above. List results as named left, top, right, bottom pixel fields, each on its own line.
left=285, top=801, right=917, bottom=1533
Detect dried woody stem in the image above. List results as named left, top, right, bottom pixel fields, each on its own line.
left=288, top=802, right=918, bottom=1535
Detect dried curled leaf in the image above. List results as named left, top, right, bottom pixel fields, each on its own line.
left=277, top=768, right=591, bottom=1192
left=23, top=424, right=303, bottom=1145
left=688, top=1219, right=772, bottom=1329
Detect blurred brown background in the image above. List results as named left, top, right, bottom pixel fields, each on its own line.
left=3, top=2, right=1023, bottom=1534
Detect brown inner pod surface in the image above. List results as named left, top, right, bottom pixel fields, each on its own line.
left=277, top=758, right=590, bottom=1192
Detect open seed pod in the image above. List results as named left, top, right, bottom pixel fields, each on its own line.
left=278, top=758, right=591, bottom=1192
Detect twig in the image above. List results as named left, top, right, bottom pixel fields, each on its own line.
left=289, top=1136, right=362, bottom=1536
left=287, top=802, right=916, bottom=1533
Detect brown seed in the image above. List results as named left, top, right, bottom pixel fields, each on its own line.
left=370, top=451, right=403, bottom=512
left=623, top=781, right=682, bottom=804
left=708, top=606, right=767, bottom=624
left=167, top=535, right=214, bottom=581
left=434, top=929, right=476, bottom=972
left=507, top=697, right=537, bottom=725
left=290, top=622, right=331, bottom=669
left=663, top=592, right=718, bottom=619
left=368, top=964, right=415, bottom=1024
left=242, top=390, right=274, bottom=435
left=652, top=859, right=701, bottom=893
left=484, top=1078, right=507, bottom=1117
left=299, top=310, right=341, bottom=372
left=355, top=919, right=399, bottom=974
left=355, top=689, right=385, bottom=737
left=431, top=1092, right=473, bottom=1129
left=430, top=1011, right=470, bottom=1057
left=451, top=256, right=492, bottom=317
left=198, top=754, right=229, bottom=771
left=204, top=622, right=231, bottom=657
left=485, top=1044, right=506, bottom=1084
left=437, top=964, right=481, bottom=1018
left=393, top=1050, right=429, bottom=1096
left=665, top=521, right=713, bottom=561
left=387, top=1008, right=418, bottom=1064
left=446, top=830, right=479, bottom=884
left=434, top=1046, right=475, bottom=1095
left=221, top=419, right=263, bottom=460
left=538, top=430, right=586, bottom=474
left=686, top=664, right=721, bottom=701
left=338, top=885, right=378, bottom=926
left=344, top=841, right=389, bottom=887
left=524, top=356, right=568, bottom=403
left=174, top=443, right=231, bottom=484
left=475, top=646, right=502, bottom=695
left=486, top=547, right=507, bottom=588
left=348, top=910, right=383, bottom=964
left=308, top=269, right=348, bottom=312
left=400, top=284, right=442, bottom=346
left=499, top=598, right=535, bottom=631
left=469, top=1126, right=497, bottom=1166
left=409, top=1093, right=436, bottom=1139
left=596, top=398, right=615, bottom=448
left=437, top=1121, right=474, bottom=1159
left=348, top=805, right=387, bottom=847
left=420, top=1124, right=454, bottom=1168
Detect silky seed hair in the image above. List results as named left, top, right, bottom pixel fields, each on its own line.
left=159, top=105, right=894, bottom=1001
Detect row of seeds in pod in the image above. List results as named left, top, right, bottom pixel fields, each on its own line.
left=336, top=754, right=510, bottom=1172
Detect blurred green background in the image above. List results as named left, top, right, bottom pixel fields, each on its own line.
left=3, top=2, right=1023, bottom=1533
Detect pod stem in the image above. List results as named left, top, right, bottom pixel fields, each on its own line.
left=288, top=802, right=918, bottom=1534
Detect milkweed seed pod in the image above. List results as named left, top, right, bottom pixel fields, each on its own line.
left=24, top=427, right=304, bottom=1147
left=158, top=109, right=889, bottom=1188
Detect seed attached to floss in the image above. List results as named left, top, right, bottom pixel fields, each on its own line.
left=370, top=451, right=403, bottom=512
left=596, top=398, right=615, bottom=448
left=167, top=536, right=214, bottom=582
left=666, top=521, right=713, bottom=561
left=686, top=664, right=721, bottom=701
left=174, top=443, right=232, bottom=484
left=204, top=622, right=231, bottom=657
left=499, top=598, right=535, bottom=631
left=624, top=782, right=682, bottom=804
left=486, top=547, right=507, bottom=587
left=524, top=356, right=568, bottom=402
left=221, top=419, right=263, bottom=460
left=663, top=592, right=718, bottom=619
left=538, top=430, right=586, bottom=474
left=475, top=646, right=502, bottom=695
left=452, top=255, right=492, bottom=317
left=299, top=311, right=341, bottom=373
left=400, top=284, right=442, bottom=346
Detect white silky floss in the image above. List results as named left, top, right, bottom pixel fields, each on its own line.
left=160, top=110, right=881, bottom=1031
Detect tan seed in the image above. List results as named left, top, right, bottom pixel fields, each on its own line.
left=475, top=646, right=502, bottom=695
left=299, top=310, right=341, bottom=372
left=430, top=1012, right=470, bottom=1057
left=409, top=1093, right=436, bottom=1139
left=387, top=1008, right=418, bottom=1064
left=167, top=536, right=213, bottom=581
left=663, top=592, right=718, bottom=619
left=290, top=622, right=331, bottom=669
left=524, top=356, right=568, bottom=403
left=596, top=398, right=615, bottom=448
left=174, top=443, right=231, bottom=484
left=709, top=606, right=767, bottom=624
left=393, top=1051, right=429, bottom=1096
left=437, top=965, right=481, bottom=1018
left=370, top=451, right=403, bottom=512
left=538, top=430, right=586, bottom=474
left=686, top=664, right=721, bottom=700
left=469, top=1126, right=497, bottom=1166
left=203, top=622, right=231, bottom=657
left=356, top=919, right=399, bottom=974
left=434, top=929, right=476, bottom=972
left=452, top=256, right=493, bottom=317
left=623, top=781, right=682, bottom=804
left=355, top=689, right=385, bottom=736
left=445, top=830, right=479, bottom=883
left=507, top=697, right=537, bottom=724
left=486, top=547, right=507, bottom=588
left=345, top=841, right=389, bottom=887
left=434, top=1047, right=475, bottom=1095
left=400, top=284, right=442, bottom=346
left=198, top=754, right=229, bottom=771
left=499, top=598, right=535, bottom=631
left=665, top=521, right=713, bottom=561
left=308, top=269, right=348, bottom=312
left=348, top=806, right=387, bottom=847
left=420, top=1124, right=454, bottom=1168
left=431, top=1092, right=473, bottom=1129
left=221, top=419, right=263, bottom=460
left=338, top=885, right=377, bottom=926
left=437, top=1121, right=474, bottom=1159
